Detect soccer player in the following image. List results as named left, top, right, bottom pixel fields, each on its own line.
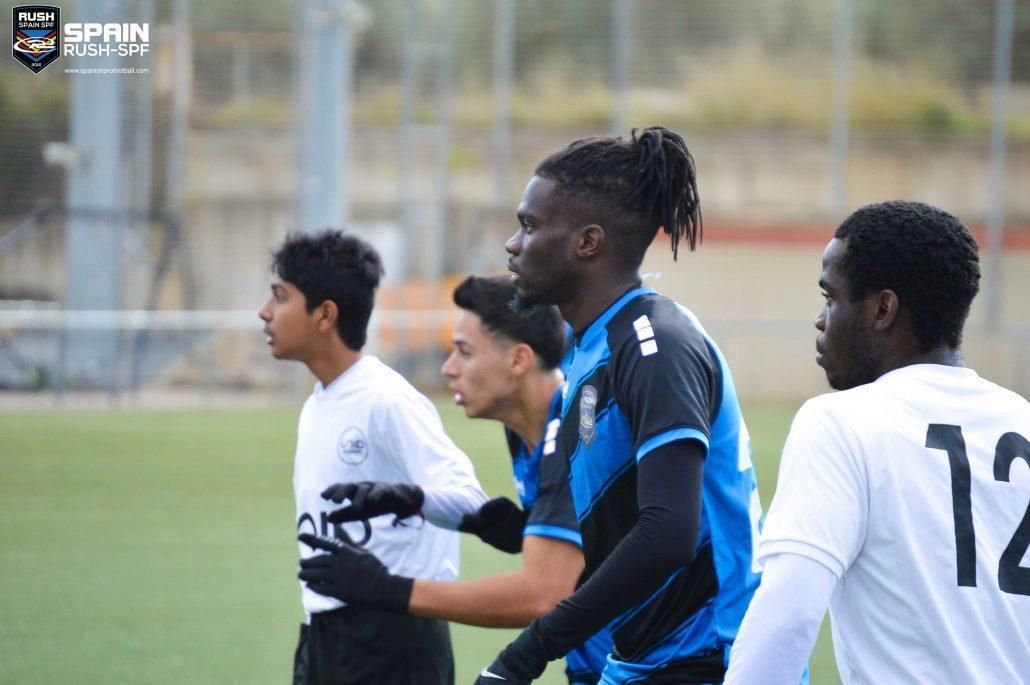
left=298, top=274, right=611, bottom=684
left=257, top=230, right=487, bottom=685
left=724, top=201, right=1030, bottom=684
left=475, top=126, right=767, bottom=684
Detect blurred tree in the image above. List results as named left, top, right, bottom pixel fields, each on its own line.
left=0, top=74, right=68, bottom=215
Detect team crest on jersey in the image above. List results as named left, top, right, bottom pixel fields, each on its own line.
left=579, top=385, right=598, bottom=446
left=336, top=427, right=368, bottom=465
left=12, top=6, right=60, bottom=74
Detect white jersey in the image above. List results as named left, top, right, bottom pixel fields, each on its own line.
left=294, top=355, right=485, bottom=616
left=759, top=364, right=1030, bottom=685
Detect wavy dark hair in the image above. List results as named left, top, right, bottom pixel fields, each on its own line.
left=272, top=230, right=384, bottom=350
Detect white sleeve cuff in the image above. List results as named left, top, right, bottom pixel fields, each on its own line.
left=420, top=484, right=489, bottom=530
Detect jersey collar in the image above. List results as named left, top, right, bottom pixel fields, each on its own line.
left=314, top=355, right=374, bottom=398
left=574, top=286, right=656, bottom=351
left=875, top=363, right=978, bottom=385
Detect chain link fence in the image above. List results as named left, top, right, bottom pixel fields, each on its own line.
left=1, top=0, right=1028, bottom=400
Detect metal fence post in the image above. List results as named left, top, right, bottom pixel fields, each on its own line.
left=295, top=0, right=350, bottom=234
left=830, top=0, right=853, bottom=219
left=492, top=0, right=514, bottom=212
left=65, top=0, right=126, bottom=389
left=611, top=0, right=632, bottom=135
left=985, top=0, right=1014, bottom=330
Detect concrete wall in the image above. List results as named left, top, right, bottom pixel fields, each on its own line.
left=640, top=243, right=1030, bottom=402
left=3, top=128, right=1028, bottom=398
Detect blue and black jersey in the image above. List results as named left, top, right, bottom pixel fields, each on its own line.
left=506, top=389, right=611, bottom=684
left=506, top=392, right=582, bottom=547
left=555, top=287, right=764, bottom=683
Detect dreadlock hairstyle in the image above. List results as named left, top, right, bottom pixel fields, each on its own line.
left=534, top=125, right=701, bottom=262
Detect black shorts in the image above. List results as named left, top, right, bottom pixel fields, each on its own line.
left=293, top=606, right=454, bottom=685
left=627, top=650, right=726, bottom=684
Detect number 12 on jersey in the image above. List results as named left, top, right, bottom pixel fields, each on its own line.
left=926, top=424, right=1030, bottom=596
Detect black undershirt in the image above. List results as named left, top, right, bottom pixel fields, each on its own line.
left=532, top=439, right=705, bottom=658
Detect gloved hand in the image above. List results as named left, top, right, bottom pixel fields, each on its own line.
left=458, top=497, right=527, bottom=554
left=474, top=626, right=550, bottom=684
left=321, top=482, right=425, bottom=523
left=297, top=533, right=414, bottom=612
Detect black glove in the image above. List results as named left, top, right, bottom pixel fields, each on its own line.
left=297, top=533, right=414, bottom=612
left=474, top=626, right=550, bottom=684
left=322, top=482, right=425, bottom=523
left=458, top=497, right=528, bottom=554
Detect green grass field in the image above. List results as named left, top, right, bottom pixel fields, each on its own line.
left=0, top=400, right=839, bottom=684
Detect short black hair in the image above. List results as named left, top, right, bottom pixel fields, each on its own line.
left=272, top=230, right=384, bottom=350
left=834, top=201, right=980, bottom=351
left=452, top=275, right=567, bottom=370
left=534, top=125, right=701, bottom=263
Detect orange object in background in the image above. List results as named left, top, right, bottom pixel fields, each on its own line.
left=375, top=275, right=465, bottom=355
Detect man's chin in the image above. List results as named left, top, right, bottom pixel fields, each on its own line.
left=822, top=363, right=847, bottom=390
left=509, top=289, right=552, bottom=313
left=269, top=346, right=296, bottom=362
left=826, top=370, right=869, bottom=392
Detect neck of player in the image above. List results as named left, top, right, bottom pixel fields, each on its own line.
left=305, top=341, right=363, bottom=388
left=502, top=369, right=564, bottom=453
left=560, top=270, right=643, bottom=335
left=879, top=345, right=965, bottom=379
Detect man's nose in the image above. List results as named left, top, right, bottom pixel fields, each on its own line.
left=505, top=231, right=520, bottom=256
left=441, top=351, right=457, bottom=377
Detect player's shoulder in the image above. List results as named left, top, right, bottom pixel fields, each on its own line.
left=793, top=385, right=884, bottom=435
left=971, top=377, right=1030, bottom=435
left=605, top=291, right=709, bottom=356
left=357, top=357, right=436, bottom=413
left=974, top=374, right=1030, bottom=413
left=800, top=385, right=877, bottom=412
left=780, top=393, right=881, bottom=478
left=804, top=380, right=890, bottom=410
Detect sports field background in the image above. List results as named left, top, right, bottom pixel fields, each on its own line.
left=0, top=399, right=839, bottom=684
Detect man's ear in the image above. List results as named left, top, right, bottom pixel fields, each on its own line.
left=315, top=300, right=340, bottom=333
left=576, top=224, right=605, bottom=259
left=871, top=289, right=900, bottom=332
left=509, top=342, right=536, bottom=377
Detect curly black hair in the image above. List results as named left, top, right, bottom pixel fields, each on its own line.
left=834, top=201, right=980, bottom=352
left=272, top=230, right=384, bottom=350
left=453, top=275, right=567, bottom=370
left=534, top=125, right=701, bottom=263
